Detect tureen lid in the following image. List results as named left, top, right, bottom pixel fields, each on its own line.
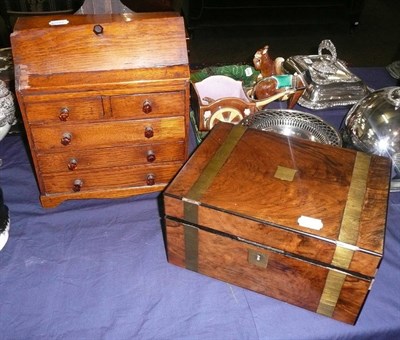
left=344, top=87, right=400, bottom=134
left=282, top=40, right=370, bottom=110
left=343, top=86, right=400, bottom=191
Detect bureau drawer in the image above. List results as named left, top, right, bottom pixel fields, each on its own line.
left=42, top=162, right=183, bottom=194
left=25, top=97, right=104, bottom=122
left=30, top=117, right=186, bottom=151
left=36, top=142, right=186, bottom=173
left=110, top=91, right=185, bottom=119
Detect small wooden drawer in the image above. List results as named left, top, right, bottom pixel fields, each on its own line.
left=30, top=117, right=186, bottom=151
left=42, top=162, right=183, bottom=194
left=25, top=97, right=104, bottom=122
left=110, top=91, right=185, bottom=119
left=36, top=142, right=186, bottom=173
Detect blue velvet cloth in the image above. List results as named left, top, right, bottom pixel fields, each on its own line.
left=0, top=67, right=399, bottom=339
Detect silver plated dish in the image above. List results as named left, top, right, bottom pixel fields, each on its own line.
left=241, top=109, right=342, bottom=146
left=283, top=40, right=370, bottom=110
left=342, top=86, right=400, bottom=192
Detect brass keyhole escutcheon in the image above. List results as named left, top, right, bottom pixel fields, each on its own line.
left=248, top=249, right=268, bottom=268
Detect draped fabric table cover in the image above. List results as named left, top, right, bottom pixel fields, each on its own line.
left=0, top=67, right=399, bottom=339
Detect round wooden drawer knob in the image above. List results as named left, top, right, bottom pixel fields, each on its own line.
left=93, top=24, right=104, bottom=35
left=146, top=173, right=155, bottom=186
left=142, top=100, right=152, bottom=114
left=146, top=150, right=156, bottom=162
left=72, top=179, right=83, bottom=192
left=59, top=107, right=70, bottom=121
left=144, top=126, right=154, bottom=139
left=68, top=158, right=78, bottom=171
left=61, top=132, right=72, bottom=146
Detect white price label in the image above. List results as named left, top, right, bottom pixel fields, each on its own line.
left=49, top=19, right=70, bottom=26
left=297, top=215, right=323, bottom=230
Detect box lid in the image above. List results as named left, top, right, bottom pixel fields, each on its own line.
left=10, top=13, right=189, bottom=93
left=164, top=122, right=392, bottom=277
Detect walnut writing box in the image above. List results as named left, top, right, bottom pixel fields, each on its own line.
left=163, top=122, right=391, bottom=324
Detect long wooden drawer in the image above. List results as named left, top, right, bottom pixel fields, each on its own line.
left=36, top=142, right=186, bottom=173
left=42, top=162, right=183, bottom=193
left=166, top=219, right=372, bottom=325
left=25, top=97, right=104, bottom=122
left=110, top=91, right=185, bottom=119
left=30, top=117, right=186, bottom=151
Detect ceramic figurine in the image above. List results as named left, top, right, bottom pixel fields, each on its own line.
left=0, top=188, right=9, bottom=251
left=251, top=74, right=306, bottom=109
left=253, top=45, right=275, bottom=78
left=253, top=45, right=285, bottom=79
left=252, top=45, right=305, bottom=109
left=0, top=80, right=14, bottom=251
left=0, top=80, right=16, bottom=141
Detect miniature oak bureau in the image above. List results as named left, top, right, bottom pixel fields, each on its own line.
left=11, top=13, right=190, bottom=208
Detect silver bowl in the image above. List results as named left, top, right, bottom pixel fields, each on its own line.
left=241, top=109, right=342, bottom=146
left=342, top=86, right=400, bottom=191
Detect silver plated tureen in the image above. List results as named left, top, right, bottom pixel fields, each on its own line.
left=283, top=40, right=370, bottom=110
left=342, top=86, right=400, bottom=191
